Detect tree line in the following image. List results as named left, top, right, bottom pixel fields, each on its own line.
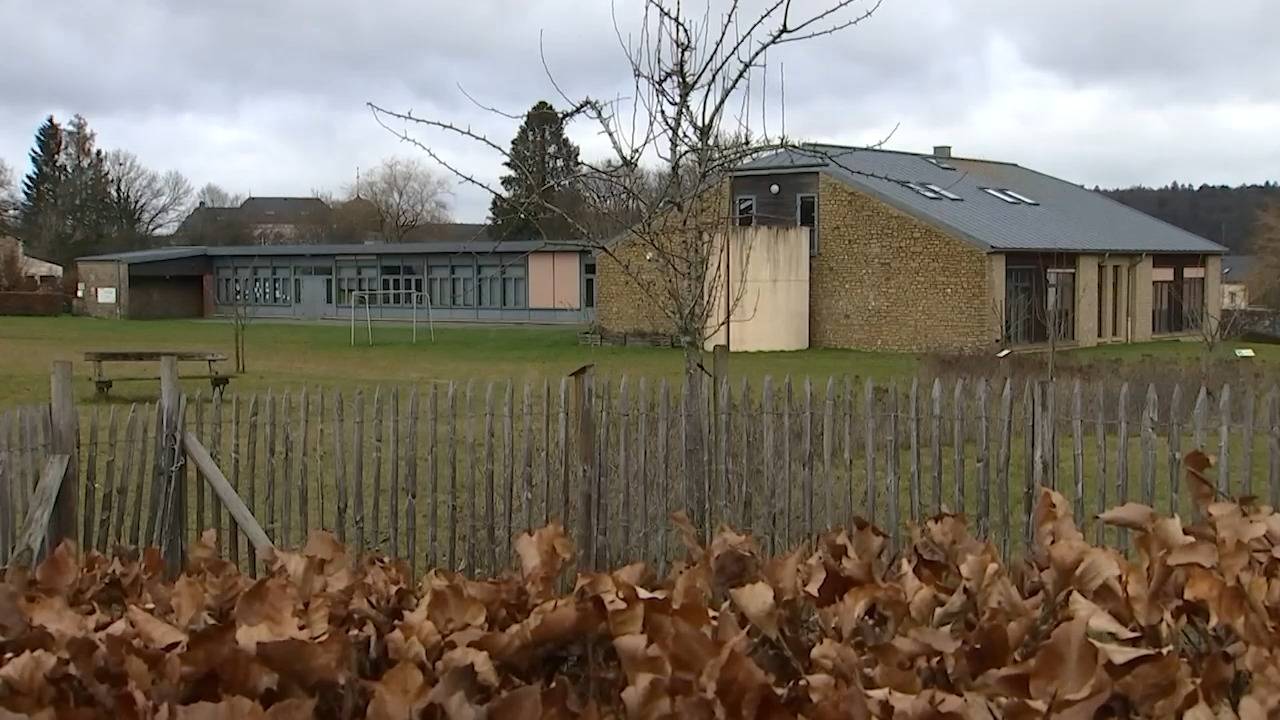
left=1101, top=181, right=1280, bottom=254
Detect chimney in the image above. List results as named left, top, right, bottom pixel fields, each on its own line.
left=933, top=145, right=952, bottom=158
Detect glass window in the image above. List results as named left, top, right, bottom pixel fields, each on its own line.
left=585, top=277, right=596, bottom=308
left=1046, top=269, right=1075, bottom=341
left=735, top=196, right=755, bottom=227
left=1004, top=267, right=1036, bottom=344
left=797, top=194, right=818, bottom=256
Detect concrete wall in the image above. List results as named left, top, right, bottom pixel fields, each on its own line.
left=1075, top=255, right=1100, bottom=346
left=77, top=260, right=127, bottom=319
left=1205, top=254, right=1223, bottom=325
left=704, top=227, right=810, bottom=352
left=812, top=174, right=995, bottom=352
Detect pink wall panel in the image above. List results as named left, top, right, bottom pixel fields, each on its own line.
left=528, top=253, right=557, bottom=309
left=553, top=252, right=581, bottom=309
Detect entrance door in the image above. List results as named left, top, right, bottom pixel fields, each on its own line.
left=300, top=277, right=327, bottom=320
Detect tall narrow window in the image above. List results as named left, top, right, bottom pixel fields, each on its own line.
left=735, top=196, right=756, bottom=227
left=584, top=262, right=597, bottom=308
left=1046, top=269, right=1076, bottom=342
left=797, top=194, right=818, bottom=256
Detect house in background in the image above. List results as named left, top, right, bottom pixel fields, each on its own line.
left=0, top=235, right=63, bottom=288
left=177, top=196, right=336, bottom=245
left=598, top=143, right=1228, bottom=352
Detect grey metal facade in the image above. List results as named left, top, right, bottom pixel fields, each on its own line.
left=209, top=248, right=596, bottom=324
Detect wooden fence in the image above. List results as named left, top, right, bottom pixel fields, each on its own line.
left=1, top=365, right=1276, bottom=576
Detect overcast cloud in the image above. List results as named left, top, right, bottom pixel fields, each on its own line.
left=2, top=0, right=1277, bottom=221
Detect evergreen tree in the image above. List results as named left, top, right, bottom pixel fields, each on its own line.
left=19, top=116, right=66, bottom=258
left=488, top=101, right=583, bottom=240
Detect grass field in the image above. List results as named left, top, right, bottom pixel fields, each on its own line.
left=2, top=315, right=1278, bottom=407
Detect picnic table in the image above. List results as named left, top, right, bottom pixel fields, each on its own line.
left=85, top=351, right=232, bottom=397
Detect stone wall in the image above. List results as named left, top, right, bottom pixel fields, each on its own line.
left=811, top=175, right=996, bottom=352
left=595, top=238, right=676, bottom=337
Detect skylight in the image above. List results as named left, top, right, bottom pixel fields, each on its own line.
left=924, top=183, right=963, bottom=201
left=905, top=182, right=942, bottom=200
left=981, top=188, right=1021, bottom=204
left=1002, top=189, right=1039, bottom=205
left=925, top=157, right=956, bottom=171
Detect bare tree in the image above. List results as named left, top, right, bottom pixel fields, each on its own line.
left=371, top=0, right=882, bottom=532
left=106, top=150, right=195, bottom=237
left=371, top=0, right=881, bottom=364
left=195, top=182, right=244, bottom=209
left=354, top=157, right=452, bottom=241
left=0, top=158, right=17, bottom=230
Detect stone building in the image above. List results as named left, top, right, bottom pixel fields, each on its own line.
left=597, top=144, right=1227, bottom=352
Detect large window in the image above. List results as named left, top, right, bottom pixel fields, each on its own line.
left=501, top=262, right=526, bottom=308
left=215, top=264, right=291, bottom=306
left=478, top=261, right=502, bottom=308
left=1005, top=267, right=1036, bottom=344
left=1152, top=263, right=1205, bottom=334
left=1047, top=269, right=1076, bottom=342
left=1003, top=260, right=1077, bottom=345
left=379, top=263, right=423, bottom=306
left=797, top=194, right=818, bottom=256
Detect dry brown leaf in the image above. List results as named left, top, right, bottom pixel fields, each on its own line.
left=127, top=605, right=187, bottom=650
left=367, top=661, right=430, bottom=720
left=35, top=540, right=79, bottom=594
left=728, top=581, right=779, bottom=639
left=1068, top=591, right=1139, bottom=640
left=176, top=697, right=266, bottom=720
left=1097, top=503, right=1157, bottom=531
left=0, top=649, right=58, bottom=696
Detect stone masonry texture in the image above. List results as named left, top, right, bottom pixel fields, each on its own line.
left=810, top=174, right=995, bottom=352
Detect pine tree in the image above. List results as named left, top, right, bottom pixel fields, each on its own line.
left=19, top=116, right=66, bottom=258
left=488, top=101, right=583, bottom=241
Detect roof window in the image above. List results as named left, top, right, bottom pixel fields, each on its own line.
left=925, top=157, right=956, bottom=171
left=982, top=188, right=1022, bottom=204
left=924, top=183, right=963, bottom=201
left=904, top=182, right=942, bottom=200
left=1001, top=189, right=1039, bottom=205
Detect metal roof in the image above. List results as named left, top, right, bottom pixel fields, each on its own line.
left=77, top=247, right=210, bottom=264
left=78, top=239, right=589, bottom=264
left=736, top=144, right=1227, bottom=254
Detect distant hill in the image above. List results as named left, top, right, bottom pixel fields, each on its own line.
left=1100, top=182, right=1280, bottom=253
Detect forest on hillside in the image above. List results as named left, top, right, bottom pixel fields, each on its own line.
left=1101, top=182, right=1280, bottom=253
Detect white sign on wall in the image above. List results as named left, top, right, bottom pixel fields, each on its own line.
left=96, top=287, right=117, bottom=304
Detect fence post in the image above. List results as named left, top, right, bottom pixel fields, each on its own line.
left=47, top=361, right=78, bottom=552
left=1071, top=380, right=1084, bottom=525
left=1218, top=384, right=1231, bottom=495
left=930, top=378, right=943, bottom=514
left=571, top=365, right=596, bottom=572
left=157, top=356, right=184, bottom=576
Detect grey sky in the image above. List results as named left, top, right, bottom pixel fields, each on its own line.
left=2, top=0, right=1277, bottom=222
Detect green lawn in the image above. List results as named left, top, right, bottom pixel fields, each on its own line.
left=0, top=316, right=922, bottom=407
left=2, top=315, right=1278, bottom=407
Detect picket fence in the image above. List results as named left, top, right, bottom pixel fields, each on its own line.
left=0, top=364, right=1275, bottom=577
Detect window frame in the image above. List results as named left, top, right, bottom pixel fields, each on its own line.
left=734, top=195, right=756, bottom=227
left=796, top=193, right=819, bottom=256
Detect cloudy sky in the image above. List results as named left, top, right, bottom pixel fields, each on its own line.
left=2, top=0, right=1277, bottom=222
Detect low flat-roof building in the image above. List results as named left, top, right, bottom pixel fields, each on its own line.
left=76, top=237, right=596, bottom=324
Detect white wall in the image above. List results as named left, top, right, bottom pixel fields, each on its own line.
left=704, top=227, right=810, bottom=352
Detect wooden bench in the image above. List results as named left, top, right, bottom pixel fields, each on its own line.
left=85, top=351, right=232, bottom=397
